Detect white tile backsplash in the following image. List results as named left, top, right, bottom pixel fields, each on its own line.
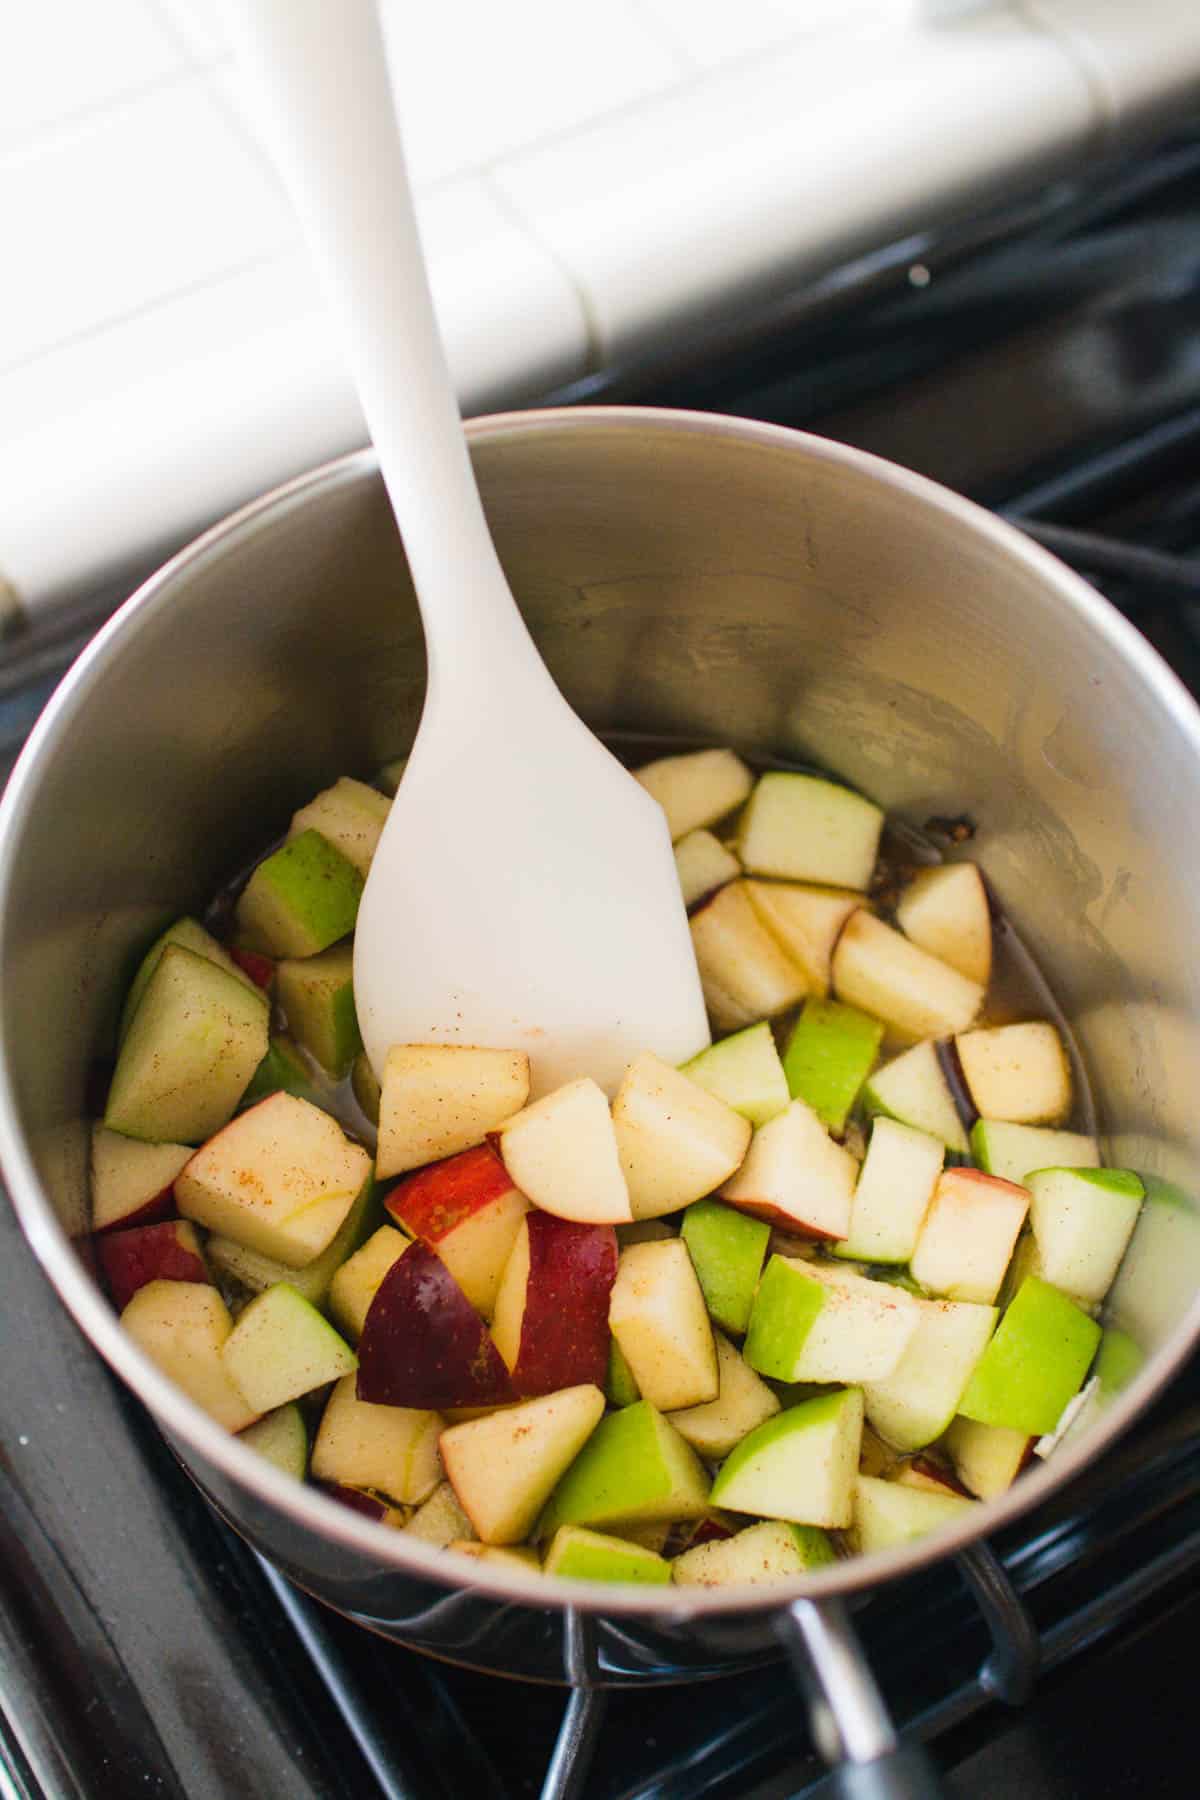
left=633, top=0, right=895, bottom=69
left=0, top=0, right=183, bottom=143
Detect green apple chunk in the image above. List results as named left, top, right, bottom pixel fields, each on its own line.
left=969, top=1119, right=1099, bottom=1183
left=612, top=1052, right=751, bottom=1220
left=689, top=882, right=808, bottom=1032
left=720, top=1098, right=857, bottom=1239
left=239, top=1403, right=308, bottom=1479
left=680, top=1198, right=769, bottom=1335
left=450, top=1542, right=541, bottom=1572
left=440, top=1385, right=606, bottom=1544
left=709, top=1388, right=863, bottom=1528
left=609, top=1239, right=719, bottom=1411
left=1026, top=1166, right=1144, bottom=1306
left=834, top=1117, right=943, bottom=1265
left=404, top=1480, right=476, bottom=1548
left=862, top=1040, right=968, bottom=1153
left=606, top=1338, right=641, bottom=1407
left=235, top=829, right=363, bottom=959
left=276, top=944, right=362, bottom=1077
left=1094, top=1326, right=1143, bottom=1396
left=955, top=1022, right=1071, bottom=1125
left=863, top=1298, right=997, bottom=1452
left=674, top=829, right=741, bottom=909
left=205, top=1169, right=376, bottom=1309
left=380, top=1043, right=531, bottom=1179
left=850, top=1475, right=975, bottom=1553
left=312, top=1373, right=442, bottom=1504
left=239, top=1035, right=318, bottom=1110
left=351, top=1051, right=381, bottom=1125
left=736, top=772, right=883, bottom=891
left=743, top=881, right=860, bottom=998
left=781, top=998, right=884, bottom=1133
left=328, top=1226, right=410, bottom=1340
left=288, top=776, right=391, bottom=877
left=681, top=1021, right=790, bottom=1128
left=634, top=747, right=754, bottom=841
left=121, top=1280, right=258, bottom=1431
left=537, top=1402, right=710, bottom=1536
left=894, top=863, right=992, bottom=987
left=909, top=1169, right=1030, bottom=1305
left=943, top=1416, right=1034, bottom=1499
left=544, top=1525, right=672, bottom=1586
left=105, top=944, right=269, bottom=1145
left=176, top=1091, right=372, bottom=1267
left=671, top=1518, right=835, bottom=1586
left=667, top=1329, right=780, bottom=1458
left=744, top=1258, right=918, bottom=1384
left=959, top=1276, right=1101, bottom=1437
left=119, top=915, right=260, bottom=1042
left=832, top=911, right=984, bottom=1042
left=221, top=1283, right=357, bottom=1414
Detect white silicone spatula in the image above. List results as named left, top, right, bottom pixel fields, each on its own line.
left=223, top=0, right=710, bottom=1095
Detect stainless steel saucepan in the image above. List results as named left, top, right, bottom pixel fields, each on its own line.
left=3, top=407, right=1199, bottom=1798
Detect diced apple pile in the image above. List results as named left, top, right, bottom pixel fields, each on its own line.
left=92, top=753, right=1146, bottom=1588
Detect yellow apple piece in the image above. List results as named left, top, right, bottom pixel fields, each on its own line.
left=440, top=1384, right=606, bottom=1544
left=327, top=1225, right=410, bottom=1341
left=121, top=1280, right=258, bottom=1432
left=895, top=862, right=992, bottom=986
left=608, top=1238, right=718, bottom=1412
left=611, top=1052, right=751, bottom=1220
left=744, top=880, right=860, bottom=997
left=954, top=1021, right=1071, bottom=1125
left=720, top=1097, right=857, bottom=1239
left=667, top=1329, right=780, bottom=1459
left=634, top=747, right=753, bottom=840
left=832, top=910, right=984, bottom=1041
left=376, top=1044, right=530, bottom=1179
left=498, top=1077, right=631, bottom=1225
left=312, top=1373, right=443, bottom=1505
left=689, top=881, right=808, bottom=1032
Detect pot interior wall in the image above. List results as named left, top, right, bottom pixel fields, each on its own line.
left=4, top=409, right=1200, bottom=1422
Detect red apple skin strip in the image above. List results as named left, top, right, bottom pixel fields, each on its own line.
left=97, top=1220, right=210, bottom=1312
left=385, top=1143, right=515, bottom=1241
left=230, top=947, right=276, bottom=990
left=318, top=1482, right=389, bottom=1521
left=93, top=1188, right=177, bottom=1237
left=509, top=1214, right=618, bottom=1398
left=356, top=1242, right=515, bottom=1409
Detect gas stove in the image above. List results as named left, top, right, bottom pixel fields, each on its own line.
left=2, top=125, right=1200, bottom=1800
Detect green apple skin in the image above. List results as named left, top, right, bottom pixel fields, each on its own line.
left=606, top=1338, right=641, bottom=1408
left=681, top=1022, right=790, bottom=1127
left=959, top=1276, right=1101, bottom=1436
left=544, top=1525, right=672, bottom=1585
left=681, top=1199, right=770, bottom=1335
left=708, top=1388, right=863, bottom=1527
left=969, top=1119, right=1098, bottom=1184
left=862, top=1041, right=969, bottom=1154
left=239, top=1035, right=317, bottom=1111
left=119, top=915, right=259, bottom=1042
left=220, top=1283, right=357, bottom=1414
left=235, top=829, right=364, bottom=959
left=781, top=998, right=884, bottom=1132
left=1094, top=1327, right=1143, bottom=1395
left=851, top=1474, right=975, bottom=1553
left=742, top=1255, right=826, bottom=1380
left=736, top=772, right=883, bottom=890
left=536, top=1402, right=710, bottom=1536
left=238, top=1404, right=308, bottom=1479
left=276, top=944, right=362, bottom=1076
left=1026, top=1165, right=1144, bottom=1305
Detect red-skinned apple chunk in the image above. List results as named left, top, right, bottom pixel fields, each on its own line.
left=719, top=1098, right=856, bottom=1239
left=384, top=1144, right=529, bottom=1316
left=90, top=1126, right=191, bottom=1234
left=490, top=1214, right=617, bottom=1396
left=357, top=1242, right=515, bottom=1409
left=98, top=1220, right=210, bottom=1313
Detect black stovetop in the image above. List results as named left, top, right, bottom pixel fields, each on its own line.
left=2, top=125, right=1200, bottom=1800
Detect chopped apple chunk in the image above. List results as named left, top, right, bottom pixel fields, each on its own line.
left=385, top=1143, right=529, bottom=1317
left=709, top=1388, right=864, bottom=1528
left=490, top=1214, right=617, bottom=1396
left=955, top=1021, right=1071, bottom=1125
left=121, top=1281, right=258, bottom=1432
left=609, top=1239, right=719, bottom=1411
left=498, top=1077, right=630, bottom=1225
left=689, top=881, right=808, bottom=1031
left=851, top=1475, right=975, bottom=1553
left=312, top=1374, right=442, bottom=1504
left=720, top=1098, right=857, bottom=1239
left=328, top=1226, right=410, bottom=1341
left=667, top=1330, right=780, bottom=1459
left=287, top=776, right=391, bottom=877
left=743, top=880, right=859, bottom=997
left=736, top=772, right=883, bottom=891
left=744, top=1258, right=919, bottom=1385
left=834, top=1116, right=943, bottom=1265
left=909, top=1168, right=1030, bottom=1305
left=634, top=747, right=754, bottom=840
left=441, top=1386, right=606, bottom=1544
left=894, top=863, right=992, bottom=987
left=674, top=829, right=741, bottom=908
left=862, top=1040, right=969, bottom=1153
left=90, top=1126, right=192, bottom=1233
left=377, top=1044, right=530, bottom=1179
left=612, top=1052, right=751, bottom=1220
left=832, top=911, right=984, bottom=1042
left=671, top=1517, right=835, bottom=1585
left=221, top=1283, right=357, bottom=1414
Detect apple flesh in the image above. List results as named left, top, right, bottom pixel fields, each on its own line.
left=356, top=1242, right=515, bottom=1409
left=609, top=1238, right=719, bottom=1411
left=404, top=1480, right=476, bottom=1548
left=634, top=747, right=753, bottom=840
left=720, top=1098, right=857, bottom=1240
left=440, top=1384, right=606, bottom=1544
left=385, top=1143, right=529, bottom=1317
left=743, top=880, right=860, bottom=997
left=235, top=828, right=363, bottom=959
left=680, top=1198, right=770, bottom=1335
left=894, top=863, right=992, bottom=987
left=781, top=998, right=883, bottom=1133
left=239, top=1404, right=308, bottom=1480
left=674, top=829, right=741, bottom=909
left=377, top=1043, right=530, bottom=1178
left=744, top=1258, right=919, bottom=1385
left=221, top=1282, right=357, bottom=1414
left=671, top=1517, right=836, bottom=1586
left=680, top=1020, right=790, bottom=1127
left=544, top=1525, right=672, bottom=1585
left=497, top=1077, right=631, bottom=1225
left=176, top=1091, right=372, bottom=1268
left=959, top=1275, right=1102, bottom=1436
left=206, top=1169, right=376, bottom=1309
left=969, top=1119, right=1099, bottom=1183
left=834, top=1117, right=943, bottom=1265
left=689, top=881, right=808, bottom=1032
left=863, top=1297, right=997, bottom=1452
left=861, top=1039, right=969, bottom=1153
left=288, top=776, right=391, bottom=877
left=1025, top=1166, right=1144, bottom=1305
left=943, top=1415, right=1035, bottom=1499
left=351, top=1051, right=381, bottom=1125
left=537, top=1401, right=710, bottom=1536
left=909, top=1168, right=1030, bottom=1305
left=611, top=1052, right=751, bottom=1219
left=955, top=1021, right=1071, bottom=1125
left=736, top=772, right=883, bottom=891
left=311, top=1373, right=442, bottom=1505
left=121, top=1280, right=258, bottom=1431
left=328, top=1225, right=410, bottom=1341
left=667, top=1329, right=780, bottom=1459
left=709, top=1388, right=864, bottom=1529
left=98, top=1219, right=210, bottom=1313
left=105, top=944, right=270, bottom=1145
left=832, top=911, right=984, bottom=1041
left=490, top=1213, right=617, bottom=1396
left=118, top=914, right=260, bottom=1043
left=90, top=1126, right=191, bottom=1233
left=850, top=1474, right=975, bottom=1553
left=606, top=1338, right=641, bottom=1407
left=276, top=944, right=361, bottom=1077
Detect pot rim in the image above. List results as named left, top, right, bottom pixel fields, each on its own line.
left=2, top=402, right=1199, bottom=1620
